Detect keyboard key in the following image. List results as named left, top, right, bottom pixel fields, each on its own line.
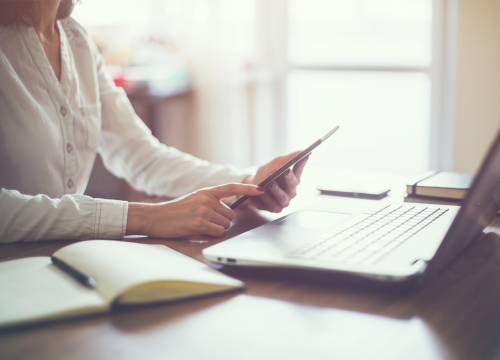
left=330, top=249, right=359, bottom=262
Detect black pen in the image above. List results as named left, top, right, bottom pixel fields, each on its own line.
left=51, top=256, right=97, bottom=288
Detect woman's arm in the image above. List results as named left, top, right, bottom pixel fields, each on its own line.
left=0, top=184, right=265, bottom=243
left=0, top=188, right=127, bottom=243
left=93, top=62, right=308, bottom=211
left=69, top=19, right=307, bottom=214
left=126, top=183, right=266, bottom=238
left=87, top=39, right=252, bottom=198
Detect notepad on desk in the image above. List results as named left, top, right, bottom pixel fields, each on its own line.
left=0, top=240, right=244, bottom=329
left=406, top=171, right=474, bottom=200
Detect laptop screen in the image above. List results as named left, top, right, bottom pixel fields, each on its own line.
left=428, top=130, right=500, bottom=276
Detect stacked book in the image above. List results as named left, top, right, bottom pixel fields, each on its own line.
left=405, top=171, right=475, bottom=205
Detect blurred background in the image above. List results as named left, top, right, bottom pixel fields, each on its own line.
left=77, top=0, right=500, bottom=201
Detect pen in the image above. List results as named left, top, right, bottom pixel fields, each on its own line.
left=51, top=256, right=97, bottom=288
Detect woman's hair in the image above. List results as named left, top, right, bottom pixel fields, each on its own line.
left=0, top=1, right=41, bottom=27
left=0, top=0, right=76, bottom=27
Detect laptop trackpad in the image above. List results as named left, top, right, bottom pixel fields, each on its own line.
left=276, top=211, right=351, bottom=230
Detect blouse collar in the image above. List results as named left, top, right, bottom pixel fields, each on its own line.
left=19, top=20, right=71, bottom=98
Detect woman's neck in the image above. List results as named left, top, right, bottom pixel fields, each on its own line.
left=32, top=0, right=60, bottom=39
left=32, top=0, right=62, bottom=81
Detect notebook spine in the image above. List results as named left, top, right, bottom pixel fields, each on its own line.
left=408, top=171, right=439, bottom=196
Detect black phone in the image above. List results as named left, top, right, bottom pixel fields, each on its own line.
left=229, top=125, right=339, bottom=209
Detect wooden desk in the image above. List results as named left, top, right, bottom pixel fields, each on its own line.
left=2, top=169, right=500, bottom=360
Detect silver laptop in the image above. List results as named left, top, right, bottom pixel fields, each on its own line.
left=203, top=130, right=500, bottom=285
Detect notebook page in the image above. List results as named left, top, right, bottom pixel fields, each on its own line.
left=53, top=240, right=244, bottom=302
left=0, top=257, right=108, bottom=329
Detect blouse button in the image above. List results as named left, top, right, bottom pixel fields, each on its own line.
left=66, top=143, right=73, bottom=153
left=67, top=179, right=74, bottom=188
left=60, top=106, right=67, bottom=116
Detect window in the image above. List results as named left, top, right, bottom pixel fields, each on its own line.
left=72, top=0, right=455, bottom=171
left=261, top=0, right=453, bottom=173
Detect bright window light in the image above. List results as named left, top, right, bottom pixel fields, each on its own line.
left=288, top=0, right=432, bottom=66
left=286, top=71, right=431, bottom=172
left=284, top=0, right=434, bottom=172
left=71, top=0, right=151, bottom=27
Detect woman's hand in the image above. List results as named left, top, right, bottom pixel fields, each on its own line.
left=126, top=183, right=266, bottom=238
left=243, top=151, right=309, bottom=213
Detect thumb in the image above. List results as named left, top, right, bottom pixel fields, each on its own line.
left=208, top=183, right=266, bottom=200
left=293, top=153, right=310, bottom=180
left=273, top=151, right=302, bottom=168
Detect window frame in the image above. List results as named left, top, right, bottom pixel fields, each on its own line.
left=255, top=0, right=457, bottom=171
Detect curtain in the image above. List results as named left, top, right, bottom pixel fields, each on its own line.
left=171, top=0, right=257, bottom=168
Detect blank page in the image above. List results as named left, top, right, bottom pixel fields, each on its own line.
left=53, top=241, right=244, bottom=302
left=0, top=257, right=108, bottom=329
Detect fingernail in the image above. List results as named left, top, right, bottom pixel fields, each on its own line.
left=269, top=182, right=276, bottom=189
left=257, top=186, right=266, bottom=192
left=286, top=169, right=292, bottom=177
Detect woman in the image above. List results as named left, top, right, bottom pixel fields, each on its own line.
left=0, top=0, right=308, bottom=243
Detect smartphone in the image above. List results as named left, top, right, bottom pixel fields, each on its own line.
left=229, top=125, right=339, bottom=209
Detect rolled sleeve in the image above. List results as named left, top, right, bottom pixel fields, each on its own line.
left=92, top=199, right=128, bottom=240
left=0, top=188, right=128, bottom=243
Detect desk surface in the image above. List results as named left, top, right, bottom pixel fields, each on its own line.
left=2, top=168, right=500, bottom=360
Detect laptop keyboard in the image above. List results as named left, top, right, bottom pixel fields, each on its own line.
left=286, top=204, right=449, bottom=265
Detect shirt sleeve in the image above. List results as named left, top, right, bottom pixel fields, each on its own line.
left=0, top=188, right=128, bottom=243
left=91, top=43, right=254, bottom=199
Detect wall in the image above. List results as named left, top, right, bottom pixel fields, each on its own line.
left=454, top=0, right=500, bottom=174
left=84, top=94, right=193, bottom=201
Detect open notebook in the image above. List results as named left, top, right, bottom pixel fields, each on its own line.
left=0, top=240, right=244, bottom=329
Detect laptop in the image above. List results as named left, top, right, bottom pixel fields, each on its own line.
left=203, top=130, right=500, bottom=286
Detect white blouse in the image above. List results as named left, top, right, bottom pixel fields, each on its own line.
left=0, top=18, right=252, bottom=243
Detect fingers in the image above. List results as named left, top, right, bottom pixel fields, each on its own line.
left=208, top=210, right=232, bottom=230
left=268, top=181, right=290, bottom=208
left=192, top=205, right=230, bottom=236
left=255, top=181, right=290, bottom=213
left=258, top=169, right=300, bottom=212
left=292, top=154, right=309, bottom=181
left=283, top=168, right=299, bottom=198
left=196, top=194, right=234, bottom=229
left=258, top=190, right=283, bottom=213
left=207, top=183, right=266, bottom=200
left=205, top=222, right=226, bottom=237
left=213, top=201, right=235, bottom=221
left=246, top=196, right=267, bottom=210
